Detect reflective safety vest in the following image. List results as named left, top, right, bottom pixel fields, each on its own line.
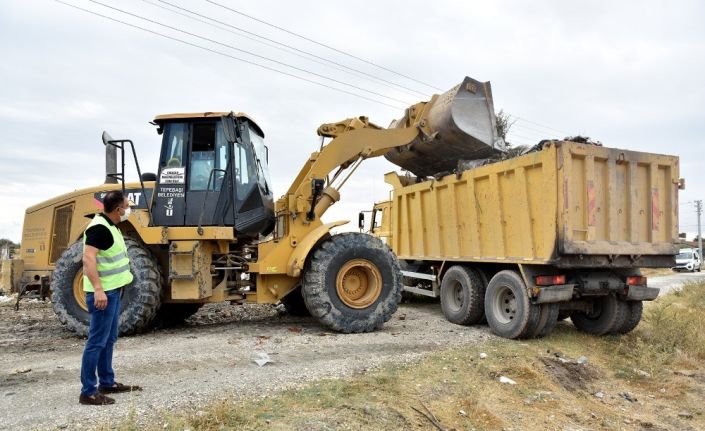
left=82, top=215, right=133, bottom=292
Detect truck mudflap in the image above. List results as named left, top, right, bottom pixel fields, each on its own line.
left=625, top=285, right=659, bottom=301
left=531, top=284, right=575, bottom=304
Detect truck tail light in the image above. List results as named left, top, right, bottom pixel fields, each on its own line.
left=626, top=276, right=647, bottom=286
left=535, top=275, right=566, bottom=286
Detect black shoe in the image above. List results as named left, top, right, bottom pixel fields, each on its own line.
left=79, top=393, right=115, bottom=405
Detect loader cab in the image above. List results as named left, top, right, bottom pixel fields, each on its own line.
left=152, top=112, right=274, bottom=236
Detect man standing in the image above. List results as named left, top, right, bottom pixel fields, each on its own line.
left=79, top=190, right=141, bottom=405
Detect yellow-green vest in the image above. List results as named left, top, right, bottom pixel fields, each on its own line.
left=82, top=215, right=133, bottom=292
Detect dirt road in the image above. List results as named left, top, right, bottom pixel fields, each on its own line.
left=1, top=271, right=703, bottom=430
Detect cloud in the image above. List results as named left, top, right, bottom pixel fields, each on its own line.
left=0, top=0, right=703, bottom=242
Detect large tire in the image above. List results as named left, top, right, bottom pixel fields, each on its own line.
left=302, top=233, right=402, bottom=333
left=280, top=285, right=311, bottom=317
left=154, top=303, right=203, bottom=327
left=484, top=270, right=541, bottom=339
left=440, top=265, right=485, bottom=325
left=615, top=300, right=643, bottom=334
left=571, top=294, right=625, bottom=336
left=51, top=237, right=162, bottom=336
left=530, top=303, right=560, bottom=338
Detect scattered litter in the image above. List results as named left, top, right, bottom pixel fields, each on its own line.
left=479, top=352, right=488, bottom=359
left=619, top=392, right=637, bottom=403
left=576, top=356, right=588, bottom=365
left=557, top=357, right=570, bottom=364
left=397, top=314, right=406, bottom=321
left=0, top=295, right=15, bottom=303
left=11, top=367, right=31, bottom=374
left=594, top=391, right=605, bottom=399
left=674, top=369, right=696, bottom=377
left=459, top=410, right=467, bottom=417
left=633, top=369, right=651, bottom=378
left=254, top=352, right=271, bottom=367
left=499, top=376, right=517, bottom=385
left=678, top=411, right=693, bottom=419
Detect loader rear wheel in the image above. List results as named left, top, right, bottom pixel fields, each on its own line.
left=571, top=294, right=625, bottom=336
left=52, top=238, right=162, bottom=336
left=302, top=233, right=402, bottom=333
left=72, top=269, right=89, bottom=312
left=440, top=265, right=485, bottom=325
left=485, top=270, right=541, bottom=339
left=280, top=285, right=311, bottom=317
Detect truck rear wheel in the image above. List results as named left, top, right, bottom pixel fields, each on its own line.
left=302, top=233, right=402, bottom=333
left=485, top=270, right=541, bottom=339
left=571, top=294, right=625, bottom=336
left=616, top=300, right=643, bottom=334
left=530, top=303, right=560, bottom=338
left=440, top=265, right=485, bottom=325
left=52, top=237, right=162, bottom=336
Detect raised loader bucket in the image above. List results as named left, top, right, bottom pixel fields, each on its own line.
left=385, top=76, right=506, bottom=177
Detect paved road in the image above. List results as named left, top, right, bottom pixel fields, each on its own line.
left=647, top=270, right=705, bottom=295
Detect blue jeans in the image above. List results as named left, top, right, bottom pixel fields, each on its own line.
left=80, top=289, right=121, bottom=396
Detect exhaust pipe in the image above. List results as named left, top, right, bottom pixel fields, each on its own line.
left=102, top=131, right=118, bottom=184
left=386, top=76, right=506, bottom=177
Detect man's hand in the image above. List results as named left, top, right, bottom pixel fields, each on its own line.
left=94, top=289, right=108, bottom=310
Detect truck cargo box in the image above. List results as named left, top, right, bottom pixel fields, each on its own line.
left=380, top=141, right=680, bottom=268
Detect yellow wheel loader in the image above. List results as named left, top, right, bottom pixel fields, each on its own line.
left=6, top=76, right=505, bottom=336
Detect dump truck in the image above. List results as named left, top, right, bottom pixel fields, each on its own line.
left=366, top=140, right=683, bottom=339
left=4, top=76, right=508, bottom=336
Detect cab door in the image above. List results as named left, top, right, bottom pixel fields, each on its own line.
left=184, top=122, right=229, bottom=226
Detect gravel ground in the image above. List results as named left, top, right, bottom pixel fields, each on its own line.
left=1, top=271, right=702, bottom=430
left=0, top=297, right=494, bottom=430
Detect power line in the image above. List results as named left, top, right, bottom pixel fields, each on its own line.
left=205, top=0, right=444, bottom=92
left=509, top=115, right=572, bottom=136
left=148, top=0, right=430, bottom=99
left=55, top=0, right=405, bottom=109
left=87, top=0, right=413, bottom=105
left=511, top=121, right=564, bottom=138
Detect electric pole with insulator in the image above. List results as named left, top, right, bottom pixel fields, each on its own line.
left=697, top=200, right=703, bottom=269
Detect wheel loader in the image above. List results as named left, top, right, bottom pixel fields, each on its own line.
left=5, top=76, right=506, bottom=336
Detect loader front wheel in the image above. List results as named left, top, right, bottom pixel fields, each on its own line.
left=52, top=238, right=162, bottom=336
left=302, top=233, right=402, bottom=333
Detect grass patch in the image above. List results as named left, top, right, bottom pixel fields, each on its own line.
left=108, top=282, right=705, bottom=431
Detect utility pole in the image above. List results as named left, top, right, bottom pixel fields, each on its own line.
left=697, top=200, right=703, bottom=269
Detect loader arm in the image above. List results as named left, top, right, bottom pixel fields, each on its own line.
left=281, top=116, right=422, bottom=221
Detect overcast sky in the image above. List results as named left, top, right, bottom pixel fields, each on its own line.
left=1, top=0, right=703, bottom=243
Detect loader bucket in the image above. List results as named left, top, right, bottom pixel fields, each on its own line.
left=385, top=76, right=506, bottom=177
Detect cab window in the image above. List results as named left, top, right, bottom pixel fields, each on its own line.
left=189, top=122, right=227, bottom=191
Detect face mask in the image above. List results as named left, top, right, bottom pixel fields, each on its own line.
left=120, top=207, right=131, bottom=222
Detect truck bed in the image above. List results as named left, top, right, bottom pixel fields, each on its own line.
left=382, top=141, right=680, bottom=268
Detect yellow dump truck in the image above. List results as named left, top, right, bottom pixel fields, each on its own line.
left=367, top=140, right=682, bottom=338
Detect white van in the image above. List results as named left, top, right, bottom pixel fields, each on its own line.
left=673, top=248, right=702, bottom=272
